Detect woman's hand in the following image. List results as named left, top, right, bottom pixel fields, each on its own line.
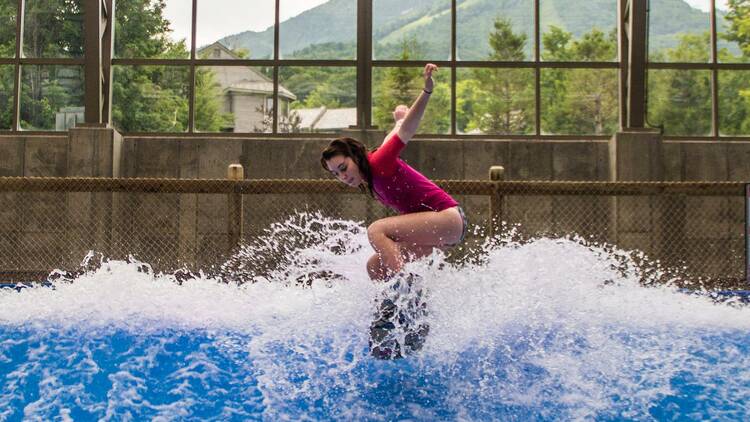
left=423, top=63, right=438, bottom=93
left=394, top=63, right=438, bottom=144
left=392, top=104, right=409, bottom=122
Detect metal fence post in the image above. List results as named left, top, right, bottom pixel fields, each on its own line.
left=227, top=164, right=244, bottom=252
left=489, top=166, right=505, bottom=237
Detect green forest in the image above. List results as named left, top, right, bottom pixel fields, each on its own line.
left=1, top=0, right=749, bottom=136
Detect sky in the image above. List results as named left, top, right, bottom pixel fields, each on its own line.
left=163, top=0, right=730, bottom=48
left=684, top=0, right=729, bottom=12
left=164, top=0, right=329, bottom=47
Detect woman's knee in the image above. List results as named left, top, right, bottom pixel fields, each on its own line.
left=367, top=254, right=386, bottom=280
left=367, top=220, right=387, bottom=242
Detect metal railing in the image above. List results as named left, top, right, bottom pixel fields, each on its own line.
left=0, top=165, right=745, bottom=288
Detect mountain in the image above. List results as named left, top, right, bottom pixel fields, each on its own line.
left=217, top=0, right=730, bottom=60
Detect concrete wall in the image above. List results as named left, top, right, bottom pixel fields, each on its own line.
left=4, top=133, right=749, bottom=186
left=115, top=136, right=750, bottom=183
left=0, top=129, right=122, bottom=277
left=1, top=131, right=749, bottom=283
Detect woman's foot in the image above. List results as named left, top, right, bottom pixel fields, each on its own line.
left=368, top=273, right=430, bottom=360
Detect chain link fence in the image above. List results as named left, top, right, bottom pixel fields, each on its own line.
left=0, top=175, right=745, bottom=288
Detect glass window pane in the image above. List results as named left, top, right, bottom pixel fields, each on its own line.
left=457, top=67, right=534, bottom=135
left=112, top=65, right=189, bottom=133
left=280, top=1, right=355, bottom=59
left=195, top=65, right=274, bottom=133
left=541, top=68, right=618, bottom=135
left=374, top=0, right=449, bottom=61
left=372, top=66, right=450, bottom=135
left=0, top=0, right=16, bottom=57
left=649, top=0, right=710, bottom=63
left=23, top=0, right=83, bottom=58
left=0, top=65, right=12, bottom=129
left=196, top=0, right=275, bottom=59
left=541, top=0, right=617, bottom=62
left=718, top=0, right=750, bottom=63
left=115, top=0, right=191, bottom=59
left=279, top=66, right=355, bottom=133
left=647, top=69, right=711, bottom=136
left=458, top=2, right=533, bottom=61
left=20, top=65, right=84, bottom=131
left=719, top=70, right=750, bottom=135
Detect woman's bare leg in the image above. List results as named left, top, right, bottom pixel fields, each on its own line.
left=366, top=207, right=463, bottom=280
left=367, top=244, right=435, bottom=280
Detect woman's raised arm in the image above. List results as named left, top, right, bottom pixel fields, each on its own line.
left=396, top=63, right=437, bottom=144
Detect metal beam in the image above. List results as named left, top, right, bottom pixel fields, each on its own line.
left=710, top=0, right=719, bottom=136
left=84, top=0, right=103, bottom=124
left=102, top=0, right=114, bottom=125
left=618, top=0, right=629, bottom=130
left=355, top=0, right=373, bottom=129
left=626, top=0, right=647, bottom=128
left=534, top=0, right=541, bottom=136
left=11, top=0, right=24, bottom=131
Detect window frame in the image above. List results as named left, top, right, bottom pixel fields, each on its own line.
left=1, top=0, right=749, bottom=139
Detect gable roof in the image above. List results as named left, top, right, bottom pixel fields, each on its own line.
left=295, top=107, right=356, bottom=131
left=197, top=42, right=296, bottom=100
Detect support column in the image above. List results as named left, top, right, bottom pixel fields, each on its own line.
left=609, top=129, right=665, bottom=260
left=67, top=126, right=123, bottom=265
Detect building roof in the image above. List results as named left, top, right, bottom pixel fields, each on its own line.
left=198, top=42, right=296, bottom=100
left=227, top=80, right=296, bottom=100
left=294, top=107, right=356, bottom=131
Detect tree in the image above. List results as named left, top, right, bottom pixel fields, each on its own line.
left=0, top=0, right=15, bottom=58
left=111, top=64, right=189, bottom=132
left=373, top=38, right=421, bottom=129
left=110, top=0, right=237, bottom=133
left=541, top=26, right=618, bottom=135
left=724, top=0, right=750, bottom=57
left=0, top=0, right=14, bottom=128
left=253, top=105, right=301, bottom=133
left=13, top=0, right=84, bottom=129
left=194, top=67, right=233, bottom=132
left=721, top=0, right=750, bottom=134
left=372, top=37, right=449, bottom=134
left=464, top=18, right=533, bottom=134
left=647, top=33, right=712, bottom=135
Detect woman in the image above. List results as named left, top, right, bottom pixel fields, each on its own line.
left=320, top=63, right=467, bottom=282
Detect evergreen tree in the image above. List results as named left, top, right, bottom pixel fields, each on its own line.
left=465, top=18, right=533, bottom=134
left=541, top=27, right=618, bottom=135
left=373, top=38, right=421, bottom=129
left=560, top=28, right=618, bottom=134
left=372, top=38, right=449, bottom=134
left=647, top=33, right=712, bottom=135
left=194, top=67, right=233, bottom=132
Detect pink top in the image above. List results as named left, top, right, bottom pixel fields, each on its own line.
left=367, top=133, right=459, bottom=214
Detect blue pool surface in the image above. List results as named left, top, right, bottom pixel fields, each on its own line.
left=2, top=323, right=749, bottom=420
left=1, top=217, right=749, bottom=420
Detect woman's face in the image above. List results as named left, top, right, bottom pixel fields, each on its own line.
left=325, top=154, right=364, bottom=187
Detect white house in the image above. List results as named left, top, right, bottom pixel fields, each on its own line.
left=198, top=42, right=297, bottom=132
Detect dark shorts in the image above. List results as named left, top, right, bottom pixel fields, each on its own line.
left=448, top=205, right=468, bottom=247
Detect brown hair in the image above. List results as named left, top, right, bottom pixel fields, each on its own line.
left=320, top=137, right=374, bottom=197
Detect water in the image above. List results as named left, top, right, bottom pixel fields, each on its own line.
left=1, top=213, right=749, bottom=421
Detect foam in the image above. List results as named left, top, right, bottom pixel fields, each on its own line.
left=0, top=213, right=749, bottom=419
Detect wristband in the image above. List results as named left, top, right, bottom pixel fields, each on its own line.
left=423, top=88, right=432, bottom=95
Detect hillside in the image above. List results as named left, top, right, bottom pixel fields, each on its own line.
left=218, top=0, right=727, bottom=59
